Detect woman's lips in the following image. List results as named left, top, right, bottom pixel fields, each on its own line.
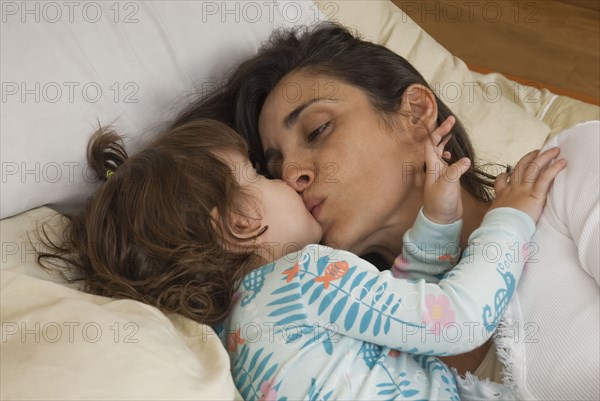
left=303, top=197, right=324, bottom=220
left=310, top=201, right=323, bottom=219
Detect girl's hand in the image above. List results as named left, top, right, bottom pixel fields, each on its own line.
left=490, top=147, right=566, bottom=223
left=423, top=116, right=472, bottom=224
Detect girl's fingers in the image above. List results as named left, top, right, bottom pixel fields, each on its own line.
left=495, top=172, right=509, bottom=193
left=442, top=151, right=451, bottom=160
left=496, top=148, right=565, bottom=200
left=513, top=149, right=541, bottom=183
left=444, top=157, right=471, bottom=182
left=430, top=116, right=455, bottom=148
left=521, top=147, right=561, bottom=184
left=426, top=116, right=455, bottom=165
left=432, top=135, right=452, bottom=160
left=436, top=134, right=452, bottom=159
left=424, top=131, right=440, bottom=166
left=531, top=147, right=561, bottom=178
left=533, top=158, right=567, bottom=198
left=438, top=132, right=452, bottom=148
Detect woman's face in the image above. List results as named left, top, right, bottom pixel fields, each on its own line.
left=258, top=71, right=426, bottom=258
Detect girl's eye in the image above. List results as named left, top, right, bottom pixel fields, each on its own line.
left=308, top=122, right=329, bottom=142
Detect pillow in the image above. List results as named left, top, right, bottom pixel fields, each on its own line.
left=0, top=206, right=240, bottom=400
left=3, top=0, right=598, bottom=220
left=0, top=1, right=323, bottom=219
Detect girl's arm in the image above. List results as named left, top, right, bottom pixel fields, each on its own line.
left=286, top=207, right=534, bottom=356
left=391, top=116, right=466, bottom=283
left=264, top=125, right=564, bottom=357
left=392, top=207, right=462, bottom=282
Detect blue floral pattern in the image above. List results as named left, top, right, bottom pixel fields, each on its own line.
left=220, top=208, right=532, bottom=400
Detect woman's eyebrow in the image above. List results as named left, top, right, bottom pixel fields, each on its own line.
left=284, top=98, right=325, bottom=129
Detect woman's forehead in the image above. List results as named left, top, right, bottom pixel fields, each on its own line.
left=268, top=71, right=346, bottom=103
left=260, top=72, right=362, bottom=127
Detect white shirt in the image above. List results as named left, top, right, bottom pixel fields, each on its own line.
left=492, top=121, right=600, bottom=400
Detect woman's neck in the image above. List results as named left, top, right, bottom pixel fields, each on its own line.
left=361, top=188, right=492, bottom=267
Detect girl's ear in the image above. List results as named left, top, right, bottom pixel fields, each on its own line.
left=229, top=212, right=261, bottom=238
left=210, top=206, right=261, bottom=245
left=399, top=84, right=438, bottom=134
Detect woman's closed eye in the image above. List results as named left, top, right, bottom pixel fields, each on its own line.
left=308, top=122, right=330, bottom=142
left=264, top=122, right=331, bottom=177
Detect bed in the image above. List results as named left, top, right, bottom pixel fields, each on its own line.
left=1, top=1, right=598, bottom=399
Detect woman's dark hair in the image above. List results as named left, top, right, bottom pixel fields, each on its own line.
left=37, top=120, right=266, bottom=327
left=173, top=22, right=497, bottom=202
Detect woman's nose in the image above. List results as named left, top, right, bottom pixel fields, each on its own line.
left=281, top=161, right=315, bottom=193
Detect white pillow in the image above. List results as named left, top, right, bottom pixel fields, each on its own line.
left=0, top=0, right=323, bottom=219
left=0, top=206, right=240, bottom=400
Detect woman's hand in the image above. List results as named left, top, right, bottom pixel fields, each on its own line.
left=490, top=147, right=566, bottom=223
left=423, top=116, right=472, bottom=224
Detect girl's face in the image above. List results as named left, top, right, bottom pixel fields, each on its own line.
left=258, top=72, right=426, bottom=259
left=222, top=149, right=323, bottom=261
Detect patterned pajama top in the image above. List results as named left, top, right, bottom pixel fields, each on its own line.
left=218, top=207, right=535, bottom=400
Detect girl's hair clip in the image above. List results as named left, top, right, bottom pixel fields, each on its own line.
left=106, top=170, right=114, bottom=179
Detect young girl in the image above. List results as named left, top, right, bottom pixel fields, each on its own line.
left=39, top=118, right=565, bottom=400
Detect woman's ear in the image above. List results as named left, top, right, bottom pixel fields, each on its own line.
left=399, top=84, right=438, bottom=134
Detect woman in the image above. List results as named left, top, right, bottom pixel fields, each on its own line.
left=173, top=22, right=599, bottom=400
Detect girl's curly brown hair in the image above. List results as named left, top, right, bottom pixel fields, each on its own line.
left=37, top=119, right=266, bottom=327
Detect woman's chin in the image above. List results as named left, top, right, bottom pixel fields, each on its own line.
left=321, top=226, right=350, bottom=251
